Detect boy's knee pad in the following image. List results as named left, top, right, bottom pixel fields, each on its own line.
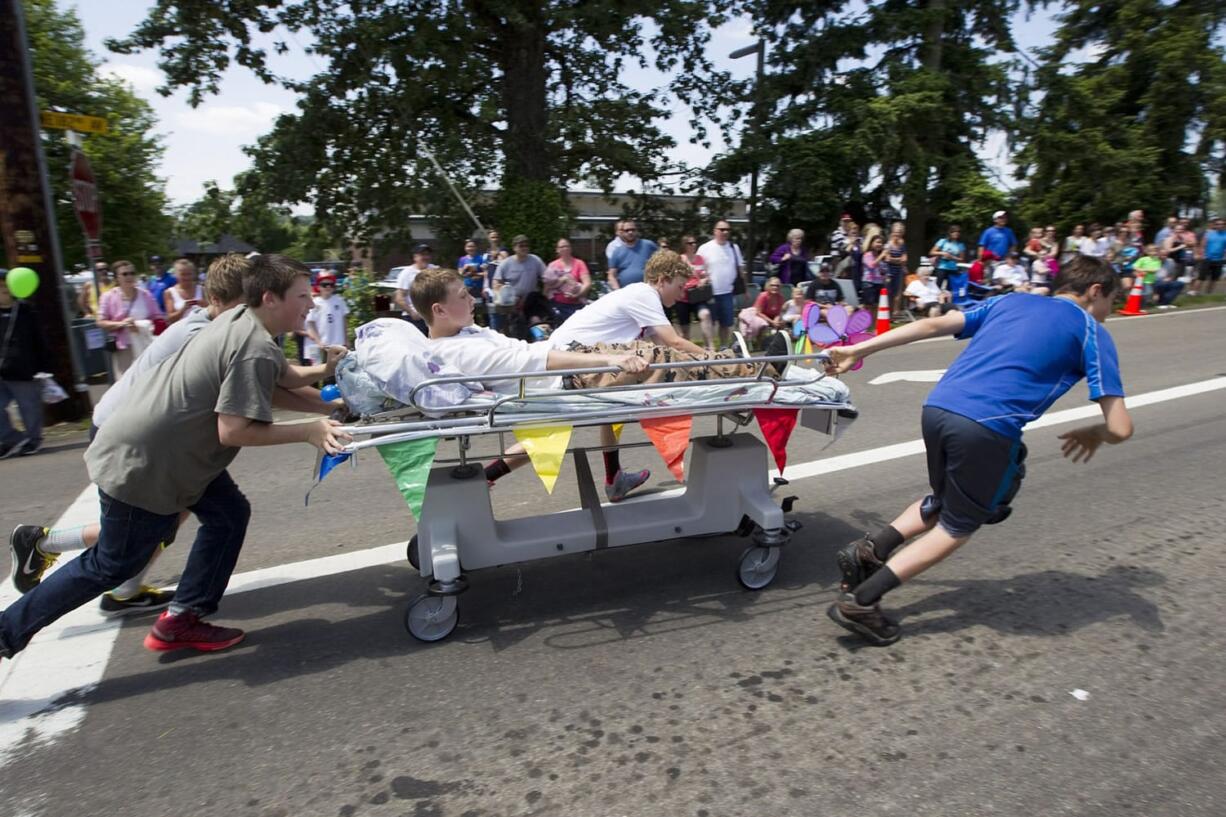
left=920, top=494, right=941, bottom=522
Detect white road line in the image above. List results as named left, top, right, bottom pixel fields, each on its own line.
left=2, top=373, right=1224, bottom=764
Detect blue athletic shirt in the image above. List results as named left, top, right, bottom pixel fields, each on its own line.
left=1204, top=229, right=1226, bottom=261
left=925, top=294, right=1124, bottom=440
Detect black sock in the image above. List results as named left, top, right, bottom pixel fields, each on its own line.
left=870, top=525, right=905, bottom=561
left=853, top=566, right=900, bottom=606
left=485, top=459, right=512, bottom=482
left=603, top=451, right=621, bottom=484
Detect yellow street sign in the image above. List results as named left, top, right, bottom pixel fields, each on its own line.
left=40, top=111, right=109, bottom=135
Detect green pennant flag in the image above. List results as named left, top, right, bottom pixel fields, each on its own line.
left=377, top=438, right=439, bottom=520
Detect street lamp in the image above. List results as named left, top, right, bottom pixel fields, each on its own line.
left=730, top=38, right=765, bottom=273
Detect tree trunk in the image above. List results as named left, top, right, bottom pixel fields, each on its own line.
left=500, top=17, right=550, bottom=183
left=903, top=0, right=947, bottom=271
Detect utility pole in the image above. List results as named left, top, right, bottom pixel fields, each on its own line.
left=730, top=38, right=766, bottom=274
left=0, top=0, right=91, bottom=420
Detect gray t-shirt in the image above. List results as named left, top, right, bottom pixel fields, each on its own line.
left=85, top=306, right=287, bottom=514
left=93, top=307, right=212, bottom=428
left=493, top=254, right=545, bottom=299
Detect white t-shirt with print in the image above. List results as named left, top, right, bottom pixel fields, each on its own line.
left=549, top=282, right=667, bottom=349
left=431, top=325, right=560, bottom=393
left=305, top=294, right=350, bottom=359
left=695, top=240, right=743, bottom=295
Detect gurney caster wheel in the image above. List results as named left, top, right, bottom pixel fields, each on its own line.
left=405, top=593, right=458, bottom=642
left=407, top=535, right=419, bottom=570
left=737, top=546, right=780, bottom=591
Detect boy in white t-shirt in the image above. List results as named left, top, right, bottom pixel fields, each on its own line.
left=304, top=272, right=351, bottom=364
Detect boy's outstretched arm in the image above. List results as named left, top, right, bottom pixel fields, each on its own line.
left=825, top=309, right=966, bottom=374
left=1058, top=396, right=1133, bottom=463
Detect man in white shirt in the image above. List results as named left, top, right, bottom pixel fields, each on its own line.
left=304, top=272, right=351, bottom=364
left=695, top=219, right=747, bottom=347
left=904, top=265, right=951, bottom=317
left=394, top=244, right=437, bottom=332
left=991, top=252, right=1031, bottom=292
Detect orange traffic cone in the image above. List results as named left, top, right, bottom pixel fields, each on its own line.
left=1119, top=274, right=1147, bottom=316
left=874, top=287, right=891, bottom=335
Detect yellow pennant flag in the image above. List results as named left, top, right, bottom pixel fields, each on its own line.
left=611, top=423, right=624, bottom=441
left=513, top=425, right=573, bottom=493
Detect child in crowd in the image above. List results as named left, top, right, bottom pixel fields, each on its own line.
left=992, top=252, right=1031, bottom=292
left=304, top=271, right=350, bottom=366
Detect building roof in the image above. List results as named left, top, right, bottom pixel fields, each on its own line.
left=172, top=234, right=257, bottom=256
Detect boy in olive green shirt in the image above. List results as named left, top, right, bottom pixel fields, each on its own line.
left=0, top=255, right=351, bottom=659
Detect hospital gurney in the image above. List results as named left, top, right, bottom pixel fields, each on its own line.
left=338, top=353, right=857, bottom=642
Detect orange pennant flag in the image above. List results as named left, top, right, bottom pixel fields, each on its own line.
left=640, top=415, right=692, bottom=482
left=754, top=408, right=799, bottom=474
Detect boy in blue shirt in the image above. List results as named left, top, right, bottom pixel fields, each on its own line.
left=823, top=256, right=1133, bottom=645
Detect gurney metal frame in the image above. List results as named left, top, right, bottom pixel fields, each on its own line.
left=339, top=353, right=855, bottom=642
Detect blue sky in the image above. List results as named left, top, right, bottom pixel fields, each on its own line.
left=71, top=1, right=1058, bottom=208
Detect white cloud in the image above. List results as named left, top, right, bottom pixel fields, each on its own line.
left=174, top=102, right=285, bottom=136
left=99, top=62, right=163, bottom=95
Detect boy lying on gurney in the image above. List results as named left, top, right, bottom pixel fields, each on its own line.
left=410, top=253, right=779, bottom=500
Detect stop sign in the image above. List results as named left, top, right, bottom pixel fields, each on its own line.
left=70, top=150, right=101, bottom=241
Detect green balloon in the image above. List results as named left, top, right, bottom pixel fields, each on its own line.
left=6, top=266, right=39, bottom=299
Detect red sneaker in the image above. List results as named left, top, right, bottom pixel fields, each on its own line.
left=143, top=610, right=245, bottom=652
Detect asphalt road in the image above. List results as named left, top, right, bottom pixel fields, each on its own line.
left=1, top=306, right=1224, bottom=817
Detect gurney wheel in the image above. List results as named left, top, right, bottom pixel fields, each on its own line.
left=407, top=535, right=419, bottom=570
left=737, top=546, right=780, bottom=591
left=404, top=593, right=459, bottom=642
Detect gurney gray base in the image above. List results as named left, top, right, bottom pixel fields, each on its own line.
left=416, top=433, right=784, bottom=584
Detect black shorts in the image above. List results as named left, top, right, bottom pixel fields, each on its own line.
left=674, top=300, right=708, bottom=325
left=1199, top=259, right=1223, bottom=281
left=919, top=407, right=1027, bottom=537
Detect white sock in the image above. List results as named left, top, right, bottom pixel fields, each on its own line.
left=40, top=525, right=88, bottom=554
left=109, top=545, right=164, bottom=599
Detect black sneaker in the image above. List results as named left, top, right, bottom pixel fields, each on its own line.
left=826, top=593, right=901, bottom=646
left=835, top=535, right=884, bottom=593
left=9, top=525, right=56, bottom=594
left=764, top=331, right=791, bottom=377
left=16, top=439, right=43, bottom=457
left=0, top=439, right=24, bottom=461
left=99, top=586, right=175, bottom=618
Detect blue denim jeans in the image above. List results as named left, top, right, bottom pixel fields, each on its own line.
left=0, top=471, right=250, bottom=657
left=0, top=379, right=43, bottom=447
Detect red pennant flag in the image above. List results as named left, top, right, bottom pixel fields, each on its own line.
left=754, top=408, right=799, bottom=473
left=640, top=415, right=692, bottom=482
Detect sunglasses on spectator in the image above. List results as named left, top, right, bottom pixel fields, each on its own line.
left=715, top=227, right=730, bottom=232
left=684, top=240, right=696, bottom=245
left=320, top=283, right=335, bottom=288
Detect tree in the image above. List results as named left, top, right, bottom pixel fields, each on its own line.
left=175, top=178, right=318, bottom=256
left=109, top=0, right=734, bottom=255
left=1013, top=0, right=1226, bottom=230
left=25, top=0, right=172, bottom=269
left=720, top=0, right=1022, bottom=258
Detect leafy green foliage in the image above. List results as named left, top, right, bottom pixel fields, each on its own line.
left=26, top=0, right=172, bottom=270
left=1014, top=0, right=1226, bottom=229
left=109, top=0, right=735, bottom=251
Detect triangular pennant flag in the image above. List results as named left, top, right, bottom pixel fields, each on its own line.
left=640, top=415, right=692, bottom=482
left=610, top=423, right=624, bottom=442
left=754, top=408, right=800, bottom=474
left=378, top=438, right=439, bottom=519
left=305, top=451, right=353, bottom=506
left=513, top=425, right=573, bottom=493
